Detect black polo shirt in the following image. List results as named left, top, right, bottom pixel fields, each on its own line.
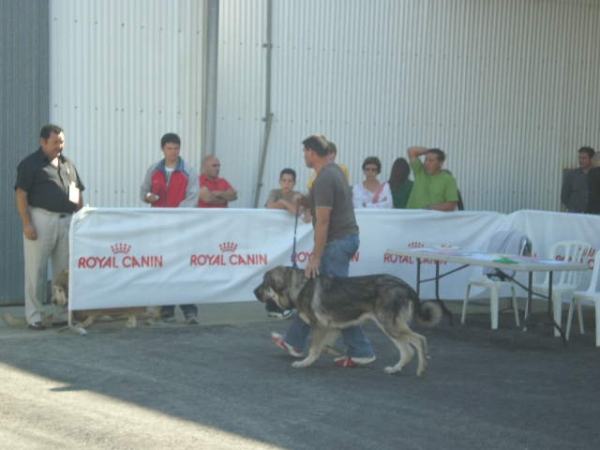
left=14, top=148, right=85, bottom=214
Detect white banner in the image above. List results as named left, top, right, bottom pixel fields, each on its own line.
left=68, top=208, right=600, bottom=310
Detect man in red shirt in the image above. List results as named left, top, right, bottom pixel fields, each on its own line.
left=198, top=155, right=237, bottom=207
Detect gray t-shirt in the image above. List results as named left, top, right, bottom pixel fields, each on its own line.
left=311, top=163, right=359, bottom=242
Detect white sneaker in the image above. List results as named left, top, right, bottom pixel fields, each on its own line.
left=186, top=315, right=199, bottom=325
left=267, top=309, right=293, bottom=320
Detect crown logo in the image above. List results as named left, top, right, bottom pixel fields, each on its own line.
left=111, top=243, right=132, bottom=254
left=219, top=241, right=238, bottom=253
left=408, top=241, right=425, bottom=249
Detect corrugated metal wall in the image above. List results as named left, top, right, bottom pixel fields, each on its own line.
left=0, top=0, right=49, bottom=304
left=241, top=0, right=600, bottom=211
left=49, top=0, right=210, bottom=207
left=46, top=0, right=600, bottom=212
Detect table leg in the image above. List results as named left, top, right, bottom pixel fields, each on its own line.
left=434, top=261, right=454, bottom=325
left=416, top=258, right=421, bottom=298
left=523, top=272, right=533, bottom=331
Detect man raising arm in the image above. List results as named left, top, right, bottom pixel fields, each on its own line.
left=406, top=146, right=458, bottom=211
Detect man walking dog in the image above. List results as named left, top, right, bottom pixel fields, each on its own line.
left=271, top=134, right=376, bottom=367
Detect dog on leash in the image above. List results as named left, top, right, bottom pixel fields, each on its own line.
left=51, top=270, right=152, bottom=329
left=254, top=266, right=442, bottom=376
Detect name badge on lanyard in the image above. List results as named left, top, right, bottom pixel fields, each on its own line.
left=69, top=181, right=80, bottom=204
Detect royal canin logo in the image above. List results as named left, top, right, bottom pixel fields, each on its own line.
left=190, top=242, right=268, bottom=267
left=77, top=243, right=163, bottom=269
left=111, top=243, right=132, bottom=254
left=219, top=242, right=238, bottom=253
left=291, top=251, right=360, bottom=264
left=384, top=241, right=446, bottom=265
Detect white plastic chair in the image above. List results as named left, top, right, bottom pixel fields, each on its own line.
left=461, top=230, right=530, bottom=330
left=462, top=274, right=520, bottom=330
left=531, top=240, right=591, bottom=337
left=566, top=250, right=600, bottom=346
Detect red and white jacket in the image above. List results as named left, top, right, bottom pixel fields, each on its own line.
left=140, top=158, right=199, bottom=207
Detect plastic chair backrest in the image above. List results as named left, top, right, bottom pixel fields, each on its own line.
left=583, top=249, right=600, bottom=295
left=483, top=229, right=531, bottom=280
left=543, top=240, right=591, bottom=287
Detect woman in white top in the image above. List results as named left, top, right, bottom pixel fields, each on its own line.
left=353, top=156, right=393, bottom=208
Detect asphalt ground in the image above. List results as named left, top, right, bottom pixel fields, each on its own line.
left=1, top=300, right=599, bottom=450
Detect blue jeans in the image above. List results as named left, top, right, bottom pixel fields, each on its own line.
left=284, top=233, right=375, bottom=358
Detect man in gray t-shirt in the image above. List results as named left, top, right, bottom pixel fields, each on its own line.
left=310, top=163, right=359, bottom=242
left=270, top=134, right=375, bottom=367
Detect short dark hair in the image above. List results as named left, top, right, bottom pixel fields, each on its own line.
left=161, top=133, right=181, bottom=148
left=40, top=124, right=63, bottom=140
left=362, top=156, right=382, bottom=174
left=579, top=146, right=595, bottom=159
left=328, top=142, right=337, bottom=156
left=302, top=134, right=330, bottom=157
left=280, top=168, right=296, bottom=181
left=427, top=148, right=446, bottom=163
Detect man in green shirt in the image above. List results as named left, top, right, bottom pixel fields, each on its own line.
left=406, top=146, right=459, bottom=211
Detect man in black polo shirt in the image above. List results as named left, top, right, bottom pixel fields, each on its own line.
left=14, top=124, right=85, bottom=330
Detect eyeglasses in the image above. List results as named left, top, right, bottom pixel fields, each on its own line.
left=363, top=167, right=378, bottom=172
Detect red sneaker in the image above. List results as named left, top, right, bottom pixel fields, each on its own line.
left=333, top=355, right=376, bottom=367
left=270, top=332, right=303, bottom=358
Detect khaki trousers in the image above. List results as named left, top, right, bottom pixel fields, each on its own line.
left=23, top=207, right=70, bottom=325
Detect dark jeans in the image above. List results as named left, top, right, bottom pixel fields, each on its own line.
left=161, top=304, right=197, bottom=319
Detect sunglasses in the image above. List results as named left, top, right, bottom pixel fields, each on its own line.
left=363, top=167, right=378, bottom=172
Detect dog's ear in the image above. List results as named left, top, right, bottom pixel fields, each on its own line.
left=265, top=268, right=285, bottom=293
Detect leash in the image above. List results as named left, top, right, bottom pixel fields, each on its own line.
left=291, top=202, right=300, bottom=268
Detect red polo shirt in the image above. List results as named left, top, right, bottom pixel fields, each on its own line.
left=198, top=174, right=234, bottom=208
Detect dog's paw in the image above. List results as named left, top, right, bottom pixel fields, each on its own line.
left=291, top=360, right=311, bottom=369
left=125, top=316, right=137, bottom=329
left=384, top=366, right=402, bottom=375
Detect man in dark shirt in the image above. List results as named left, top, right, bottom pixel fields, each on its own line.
left=14, top=124, right=85, bottom=330
left=271, top=134, right=376, bottom=367
left=587, top=151, right=600, bottom=214
left=561, top=146, right=595, bottom=213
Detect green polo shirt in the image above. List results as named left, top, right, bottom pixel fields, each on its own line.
left=406, top=159, right=458, bottom=209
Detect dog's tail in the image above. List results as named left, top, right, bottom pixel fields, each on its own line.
left=415, top=300, right=443, bottom=327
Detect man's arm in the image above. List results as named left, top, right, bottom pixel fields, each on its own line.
left=15, top=188, right=36, bottom=240
left=267, top=198, right=297, bottom=214
left=199, top=187, right=238, bottom=204
left=430, top=201, right=457, bottom=211
left=179, top=167, right=200, bottom=207
left=560, top=173, right=571, bottom=209
left=305, top=206, right=330, bottom=278
left=407, top=146, right=428, bottom=163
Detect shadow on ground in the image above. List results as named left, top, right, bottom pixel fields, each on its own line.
left=1, top=304, right=599, bottom=450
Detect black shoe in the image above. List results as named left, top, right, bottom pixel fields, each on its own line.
left=52, top=321, right=68, bottom=327
left=28, top=321, right=46, bottom=331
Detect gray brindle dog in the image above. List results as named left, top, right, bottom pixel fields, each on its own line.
left=254, top=266, right=442, bottom=376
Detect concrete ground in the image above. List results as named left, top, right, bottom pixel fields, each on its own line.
left=1, top=299, right=599, bottom=450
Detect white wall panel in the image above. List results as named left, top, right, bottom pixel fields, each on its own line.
left=50, top=0, right=208, bottom=207
left=214, top=0, right=267, bottom=206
